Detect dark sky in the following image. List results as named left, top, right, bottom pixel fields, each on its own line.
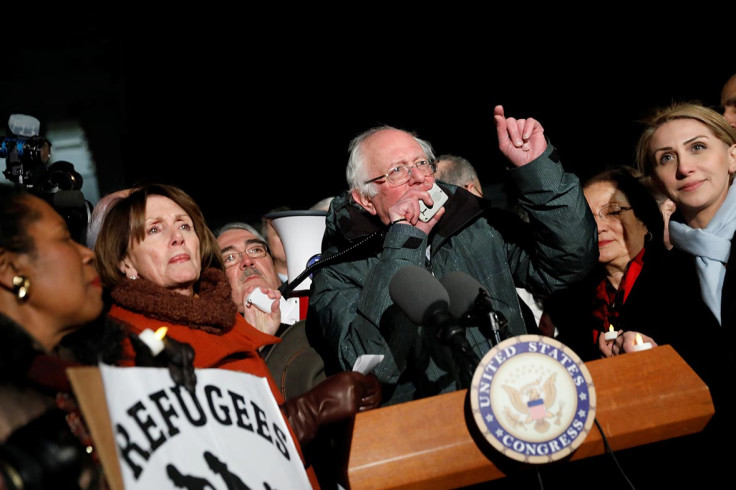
left=1, top=15, right=732, bottom=231
left=119, top=54, right=733, bottom=231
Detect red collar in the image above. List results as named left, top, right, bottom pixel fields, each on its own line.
left=593, top=247, right=647, bottom=331
left=619, top=247, right=646, bottom=304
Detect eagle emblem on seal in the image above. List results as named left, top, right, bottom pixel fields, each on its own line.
left=502, top=373, right=562, bottom=432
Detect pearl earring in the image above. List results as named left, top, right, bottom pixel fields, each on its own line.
left=12, top=275, right=30, bottom=301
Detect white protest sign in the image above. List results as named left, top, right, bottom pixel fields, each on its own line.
left=99, top=364, right=311, bottom=489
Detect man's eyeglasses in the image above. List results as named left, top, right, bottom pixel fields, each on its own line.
left=595, top=203, right=633, bottom=221
left=364, top=159, right=437, bottom=186
left=222, top=244, right=269, bottom=268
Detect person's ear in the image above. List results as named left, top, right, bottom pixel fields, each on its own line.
left=727, top=143, right=736, bottom=174
left=0, top=250, right=13, bottom=282
left=0, top=249, right=23, bottom=292
left=465, top=182, right=484, bottom=198
left=351, top=189, right=376, bottom=215
left=118, top=257, right=138, bottom=280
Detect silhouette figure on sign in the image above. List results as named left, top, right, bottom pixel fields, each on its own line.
left=205, top=451, right=251, bottom=490
left=166, top=463, right=216, bottom=490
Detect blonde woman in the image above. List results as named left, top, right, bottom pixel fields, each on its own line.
left=631, top=102, right=736, bottom=487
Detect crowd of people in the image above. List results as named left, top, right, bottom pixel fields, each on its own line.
left=1, top=74, right=735, bottom=489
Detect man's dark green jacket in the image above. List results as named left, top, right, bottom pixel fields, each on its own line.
left=307, top=143, right=598, bottom=406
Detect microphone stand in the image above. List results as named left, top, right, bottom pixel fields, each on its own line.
left=472, top=289, right=507, bottom=347
left=436, top=321, right=480, bottom=390
left=435, top=288, right=508, bottom=389
left=488, top=311, right=503, bottom=346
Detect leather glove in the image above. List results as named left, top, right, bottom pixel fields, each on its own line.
left=282, top=371, right=381, bottom=446
left=129, top=332, right=197, bottom=395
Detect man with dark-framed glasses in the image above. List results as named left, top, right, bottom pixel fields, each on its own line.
left=215, top=222, right=286, bottom=330
left=215, top=221, right=327, bottom=397
left=307, top=105, right=598, bottom=406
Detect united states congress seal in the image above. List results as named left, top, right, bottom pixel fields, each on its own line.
left=469, top=335, right=596, bottom=464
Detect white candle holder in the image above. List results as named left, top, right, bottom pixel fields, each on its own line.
left=139, top=328, right=166, bottom=356
left=631, top=333, right=652, bottom=352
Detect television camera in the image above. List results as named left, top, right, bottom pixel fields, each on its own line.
left=0, top=114, right=91, bottom=243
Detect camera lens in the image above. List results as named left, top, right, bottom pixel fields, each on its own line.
left=42, top=161, right=83, bottom=192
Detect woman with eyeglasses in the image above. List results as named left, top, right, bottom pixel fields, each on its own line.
left=94, top=183, right=381, bottom=488
left=545, top=166, right=669, bottom=361
left=544, top=104, right=736, bottom=488
left=580, top=103, right=736, bottom=368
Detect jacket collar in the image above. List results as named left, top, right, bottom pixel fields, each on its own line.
left=325, top=182, right=488, bottom=248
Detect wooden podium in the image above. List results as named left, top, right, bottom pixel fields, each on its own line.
left=345, top=345, right=714, bottom=489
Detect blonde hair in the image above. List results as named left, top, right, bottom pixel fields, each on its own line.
left=635, top=102, right=736, bottom=178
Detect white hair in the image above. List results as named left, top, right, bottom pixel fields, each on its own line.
left=345, top=126, right=435, bottom=198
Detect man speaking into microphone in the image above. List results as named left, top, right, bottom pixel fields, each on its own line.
left=307, top=105, right=598, bottom=406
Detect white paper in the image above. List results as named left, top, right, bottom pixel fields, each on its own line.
left=352, top=354, right=384, bottom=374
left=99, top=364, right=311, bottom=489
left=280, top=297, right=301, bottom=325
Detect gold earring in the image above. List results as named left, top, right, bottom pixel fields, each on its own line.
left=12, top=275, right=30, bottom=301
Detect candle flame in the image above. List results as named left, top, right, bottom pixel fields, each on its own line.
left=635, top=333, right=643, bottom=345
left=155, top=327, right=168, bottom=340
left=608, top=325, right=614, bottom=332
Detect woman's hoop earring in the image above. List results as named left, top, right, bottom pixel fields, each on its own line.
left=12, top=275, right=30, bottom=302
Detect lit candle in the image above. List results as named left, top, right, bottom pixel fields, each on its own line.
left=631, top=332, right=652, bottom=352
left=604, top=324, right=618, bottom=341
left=138, top=327, right=168, bottom=356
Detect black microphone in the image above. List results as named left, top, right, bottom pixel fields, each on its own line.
left=440, top=271, right=487, bottom=320
left=439, top=271, right=506, bottom=345
left=389, top=265, right=480, bottom=387
left=389, top=265, right=450, bottom=328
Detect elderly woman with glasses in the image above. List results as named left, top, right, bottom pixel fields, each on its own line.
left=544, top=166, right=677, bottom=360
left=94, top=183, right=381, bottom=487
